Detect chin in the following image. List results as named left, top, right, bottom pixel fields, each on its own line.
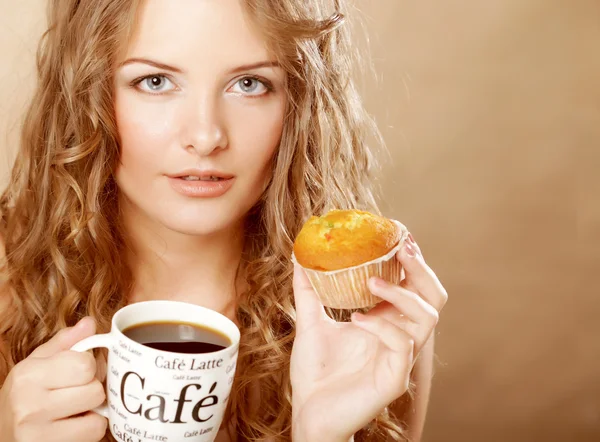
left=160, top=214, right=241, bottom=237
left=156, top=202, right=249, bottom=237
left=119, top=182, right=263, bottom=238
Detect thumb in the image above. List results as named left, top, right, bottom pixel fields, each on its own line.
left=293, top=265, right=328, bottom=331
left=30, top=316, right=96, bottom=359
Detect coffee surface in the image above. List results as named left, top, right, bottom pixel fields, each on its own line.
left=123, top=321, right=231, bottom=354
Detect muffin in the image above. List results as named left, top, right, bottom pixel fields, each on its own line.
left=292, top=209, right=408, bottom=309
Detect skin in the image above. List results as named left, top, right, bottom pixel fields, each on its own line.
left=291, top=237, right=445, bottom=441
left=114, top=0, right=288, bottom=317
left=0, top=1, right=446, bottom=441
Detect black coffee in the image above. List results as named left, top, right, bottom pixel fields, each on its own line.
left=122, top=321, right=231, bottom=354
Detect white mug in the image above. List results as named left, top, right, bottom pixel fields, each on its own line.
left=71, top=300, right=240, bottom=442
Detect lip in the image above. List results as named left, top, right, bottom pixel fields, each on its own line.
left=167, top=169, right=235, bottom=180
left=166, top=169, right=235, bottom=198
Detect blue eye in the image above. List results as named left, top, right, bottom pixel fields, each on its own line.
left=136, top=75, right=176, bottom=93
left=231, top=77, right=270, bottom=96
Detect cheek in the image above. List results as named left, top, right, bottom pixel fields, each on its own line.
left=229, top=99, right=286, bottom=179
left=114, top=92, right=178, bottom=180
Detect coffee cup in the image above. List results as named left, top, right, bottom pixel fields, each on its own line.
left=71, top=300, right=240, bottom=442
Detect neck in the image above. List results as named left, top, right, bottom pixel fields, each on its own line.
left=121, top=203, right=245, bottom=322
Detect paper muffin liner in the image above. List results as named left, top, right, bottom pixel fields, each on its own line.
left=292, top=220, right=408, bottom=309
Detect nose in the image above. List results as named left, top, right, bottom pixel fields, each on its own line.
left=181, top=94, right=228, bottom=156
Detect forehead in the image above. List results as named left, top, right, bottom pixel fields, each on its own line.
left=123, top=0, right=270, bottom=64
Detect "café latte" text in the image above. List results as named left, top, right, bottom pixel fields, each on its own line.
left=155, top=356, right=223, bottom=371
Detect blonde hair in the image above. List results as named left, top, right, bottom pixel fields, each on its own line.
left=0, top=0, right=412, bottom=440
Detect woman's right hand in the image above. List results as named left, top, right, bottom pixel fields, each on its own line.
left=0, top=317, right=108, bottom=442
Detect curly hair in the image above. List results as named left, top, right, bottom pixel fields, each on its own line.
left=0, top=0, right=412, bottom=440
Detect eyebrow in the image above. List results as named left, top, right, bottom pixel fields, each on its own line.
left=119, top=58, right=280, bottom=75
left=120, top=58, right=184, bottom=73
left=228, top=61, right=280, bottom=74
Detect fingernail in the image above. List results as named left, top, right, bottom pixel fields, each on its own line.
left=370, top=277, right=388, bottom=288
left=75, top=316, right=95, bottom=330
left=352, top=312, right=365, bottom=322
left=408, top=233, right=416, bottom=245
left=404, top=242, right=416, bottom=258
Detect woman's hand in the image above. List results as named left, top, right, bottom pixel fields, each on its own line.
left=0, top=318, right=107, bottom=442
left=290, top=234, right=447, bottom=442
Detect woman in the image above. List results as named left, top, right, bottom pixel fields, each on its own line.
left=0, top=0, right=447, bottom=441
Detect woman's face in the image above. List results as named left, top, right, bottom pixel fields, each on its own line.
left=114, top=0, right=286, bottom=236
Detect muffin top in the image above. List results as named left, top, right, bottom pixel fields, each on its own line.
left=293, top=209, right=402, bottom=271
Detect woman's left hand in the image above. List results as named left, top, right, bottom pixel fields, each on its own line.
left=290, top=234, right=448, bottom=442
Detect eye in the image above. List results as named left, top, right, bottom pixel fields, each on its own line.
left=135, top=75, right=176, bottom=94
left=230, top=77, right=271, bottom=96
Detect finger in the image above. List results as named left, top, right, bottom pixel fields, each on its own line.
left=351, top=312, right=414, bottom=397
left=365, top=279, right=438, bottom=355
left=370, top=277, right=438, bottom=322
left=47, top=379, right=106, bottom=420
left=51, top=411, right=108, bottom=442
left=367, top=301, right=411, bottom=328
left=95, top=353, right=108, bottom=383
left=292, top=264, right=330, bottom=331
left=35, top=350, right=98, bottom=389
left=400, top=274, right=418, bottom=294
left=407, top=232, right=422, bottom=255
left=31, top=317, right=96, bottom=359
left=397, top=236, right=448, bottom=312
left=365, top=299, right=430, bottom=355
left=352, top=313, right=415, bottom=401
left=352, top=313, right=414, bottom=356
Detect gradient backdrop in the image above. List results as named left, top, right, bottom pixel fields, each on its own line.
left=1, top=1, right=598, bottom=441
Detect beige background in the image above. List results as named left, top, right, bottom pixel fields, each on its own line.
left=1, top=1, right=598, bottom=441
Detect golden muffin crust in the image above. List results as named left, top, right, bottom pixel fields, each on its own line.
left=293, top=209, right=401, bottom=271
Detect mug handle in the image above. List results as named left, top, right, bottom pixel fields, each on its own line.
left=70, top=333, right=113, bottom=418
